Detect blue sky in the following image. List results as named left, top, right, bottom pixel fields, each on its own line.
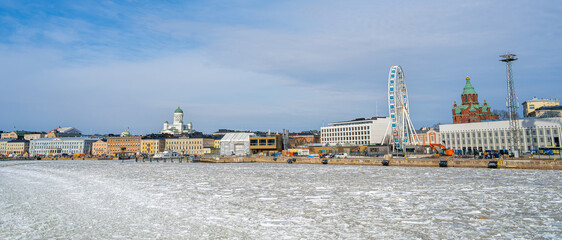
left=1, top=0, right=561, bottom=135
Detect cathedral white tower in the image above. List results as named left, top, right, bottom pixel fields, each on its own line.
left=160, top=105, right=194, bottom=134
left=173, top=106, right=183, bottom=125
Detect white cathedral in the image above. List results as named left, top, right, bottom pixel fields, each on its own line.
left=160, top=106, right=194, bottom=134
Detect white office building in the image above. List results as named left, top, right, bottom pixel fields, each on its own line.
left=320, top=117, right=391, bottom=146
left=220, top=133, right=253, bottom=156
left=30, top=137, right=99, bottom=155
left=440, top=117, right=562, bottom=153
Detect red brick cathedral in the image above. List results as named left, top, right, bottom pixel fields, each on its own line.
left=452, top=75, right=499, bottom=124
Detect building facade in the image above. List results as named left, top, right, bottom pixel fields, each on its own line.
left=6, top=140, right=29, bottom=155
left=440, top=117, right=562, bottom=153
left=320, top=117, right=391, bottom=146
left=0, top=139, right=11, bottom=155
left=220, top=133, right=253, bottom=156
left=30, top=137, right=97, bottom=155
left=412, top=128, right=441, bottom=146
left=249, top=134, right=283, bottom=154
left=160, top=106, right=194, bottom=135
left=452, top=75, right=499, bottom=124
left=522, top=97, right=560, bottom=117
left=290, top=133, right=320, bottom=144
left=24, top=133, right=48, bottom=140
left=1, top=131, right=30, bottom=139
left=165, top=137, right=214, bottom=155
left=107, top=136, right=142, bottom=155
left=91, top=139, right=108, bottom=156
left=141, top=138, right=165, bottom=155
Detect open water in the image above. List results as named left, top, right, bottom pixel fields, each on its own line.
left=0, top=160, right=561, bottom=239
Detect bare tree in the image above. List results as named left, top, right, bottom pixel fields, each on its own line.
left=492, top=109, right=516, bottom=120
left=431, top=123, right=441, bottom=130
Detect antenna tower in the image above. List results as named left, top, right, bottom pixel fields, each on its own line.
left=500, top=52, right=520, bottom=158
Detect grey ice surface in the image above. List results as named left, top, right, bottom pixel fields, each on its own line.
left=0, top=160, right=560, bottom=239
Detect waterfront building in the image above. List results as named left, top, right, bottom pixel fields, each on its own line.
left=452, top=75, right=499, bottom=124
left=412, top=128, right=441, bottom=146
left=320, top=117, right=391, bottom=146
left=0, top=139, right=10, bottom=155
left=1, top=131, right=31, bottom=139
left=24, top=132, right=48, bottom=140
left=6, top=139, right=29, bottom=155
left=30, top=137, right=96, bottom=155
left=249, top=134, right=283, bottom=154
left=91, top=139, right=108, bottom=156
left=46, top=127, right=81, bottom=138
left=165, top=137, right=214, bottom=155
left=106, top=136, right=142, bottom=155
left=440, top=117, right=562, bottom=153
left=220, top=133, right=253, bottom=156
left=160, top=106, right=194, bottom=135
left=214, top=138, right=221, bottom=149
left=141, top=138, right=165, bottom=155
left=522, top=97, right=560, bottom=117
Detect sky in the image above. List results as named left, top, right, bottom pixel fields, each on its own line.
left=1, top=0, right=561, bottom=135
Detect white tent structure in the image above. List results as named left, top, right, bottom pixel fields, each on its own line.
left=220, top=133, right=254, bottom=156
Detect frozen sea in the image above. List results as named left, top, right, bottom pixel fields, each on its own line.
left=0, top=160, right=561, bottom=239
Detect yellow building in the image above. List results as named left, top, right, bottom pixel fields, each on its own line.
left=249, top=134, right=283, bottom=154
left=0, top=139, right=9, bottom=155
left=6, top=140, right=30, bottom=155
left=107, top=136, right=142, bottom=155
left=165, top=137, right=215, bottom=155
left=1, top=131, right=29, bottom=139
left=522, top=97, right=560, bottom=117
left=24, top=133, right=48, bottom=140
left=214, top=139, right=221, bottom=149
left=91, top=139, right=108, bottom=156
left=141, top=138, right=165, bottom=155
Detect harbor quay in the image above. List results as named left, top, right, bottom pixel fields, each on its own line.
left=5, top=155, right=561, bottom=170
left=198, top=156, right=562, bottom=170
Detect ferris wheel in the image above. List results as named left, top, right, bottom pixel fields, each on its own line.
left=386, top=65, right=418, bottom=151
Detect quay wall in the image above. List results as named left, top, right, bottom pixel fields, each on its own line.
left=2, top=156, right=560, bottom=170
left=200, top=156, right=562, bottom=170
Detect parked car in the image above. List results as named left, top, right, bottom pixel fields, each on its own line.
left=334, top=153, right=348, bottom=159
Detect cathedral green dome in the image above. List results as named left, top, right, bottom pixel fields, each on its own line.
left=174, top=106, right=183, bottom=113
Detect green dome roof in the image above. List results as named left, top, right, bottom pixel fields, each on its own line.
left=174, top=106, right=183, bottom=113
left=462, top=74, right=477, bottom=95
